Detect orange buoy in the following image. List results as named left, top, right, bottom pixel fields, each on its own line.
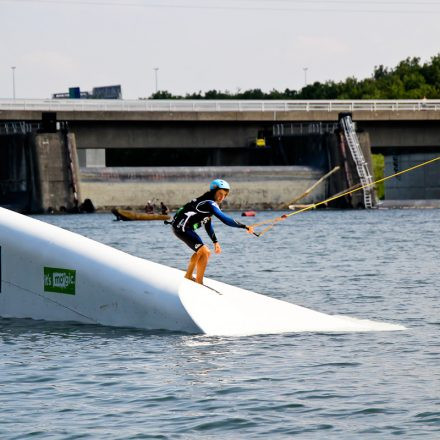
left=241, top=211, right=256, bottom=217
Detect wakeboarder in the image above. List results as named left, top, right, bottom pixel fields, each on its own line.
left=169, top=179, right=254, bottom=284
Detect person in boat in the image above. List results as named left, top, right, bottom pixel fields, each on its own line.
left=160, top=201, right=169, bottom=215
left=170, top=179, right=254, bottom=285
left=145, top=201, right=155, bottom=214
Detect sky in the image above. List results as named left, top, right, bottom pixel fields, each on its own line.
left=1, top=0, right=440, bottom=100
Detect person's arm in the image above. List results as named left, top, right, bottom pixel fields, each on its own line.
left=208, top=201, right=247, bottom=229
left=204, top=219, right=222, bottom=253
left=204, top=219, right=218, bottom=243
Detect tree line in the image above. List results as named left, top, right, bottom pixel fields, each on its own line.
left=150, top=54, right=440, bottom=100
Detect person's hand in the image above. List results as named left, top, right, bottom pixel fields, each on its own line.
left=214, top=242, right=222, bottom=254
left=246, top=226, right=254, bottom=234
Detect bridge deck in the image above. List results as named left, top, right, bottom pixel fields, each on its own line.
left=1, top=99, right=440, bottom=121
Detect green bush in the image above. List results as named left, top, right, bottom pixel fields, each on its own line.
left=372, top=154, right=385, bottom=200
left=150, top=54, right=440, bottom=100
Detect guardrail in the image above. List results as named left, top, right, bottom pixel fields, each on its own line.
left=0, top=121, right=40, bottom=135
left=1, top=99, right=440, bottom=112
left=273, top=122, right=340, bottom=136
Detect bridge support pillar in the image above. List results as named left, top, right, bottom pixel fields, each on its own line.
left=33, top=132, right=81, bottom=212
left=385, top=153, right=440, bottom=200
left=0, top=130, right=81, bottom=213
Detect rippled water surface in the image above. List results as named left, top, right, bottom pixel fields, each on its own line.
left=1, top=209, right=439, bottom=438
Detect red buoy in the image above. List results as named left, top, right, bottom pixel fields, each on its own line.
left=241, top=211, right=256, bottom=217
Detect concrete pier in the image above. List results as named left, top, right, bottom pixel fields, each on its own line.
left=0, top=131, right=81, bottom=213
left=385, top=153, right=440, bottom=200
left=33, top=132, right=81, bottom=212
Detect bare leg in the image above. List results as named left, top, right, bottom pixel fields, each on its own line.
left=185, top=252, right=199, bottom=281
left=195, top=246, right=211, bottom=285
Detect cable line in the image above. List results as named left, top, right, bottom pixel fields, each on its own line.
left=251, top=155, right=440, bottom=237
left=3, top=0, right=440, bottom=13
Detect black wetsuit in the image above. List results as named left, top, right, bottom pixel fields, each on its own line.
left=171, top=190, right=246, bottom=252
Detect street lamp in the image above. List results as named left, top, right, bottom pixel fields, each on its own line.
left=11, top=66, right=16, bottom=99
left=303, top=67, right=308, bottom=87
left=153, top=67, right=159, bottom=93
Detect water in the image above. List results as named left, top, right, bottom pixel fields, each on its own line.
left=1, top=209, right=439, bottom=439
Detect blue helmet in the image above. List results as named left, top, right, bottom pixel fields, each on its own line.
left=209, top=179, right=230, bottom=191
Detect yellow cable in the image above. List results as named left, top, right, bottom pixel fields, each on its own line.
left=252, top=155, right=440, bottom=237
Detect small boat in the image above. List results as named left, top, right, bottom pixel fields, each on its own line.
left=241, top=211, right=256, bottom=217
left=112, top=208, right=171, bottom=221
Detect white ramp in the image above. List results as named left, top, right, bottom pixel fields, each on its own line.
left=180, top=279, right=405, bottom=336
left=0, top=207, right=200, bottom=333
left=0, top=208, right=405, bottom=336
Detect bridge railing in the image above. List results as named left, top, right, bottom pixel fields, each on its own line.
left=1, top=99, right=440, bottom=112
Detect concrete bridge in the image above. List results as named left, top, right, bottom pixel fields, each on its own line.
left=2, top=99, right=440, bottom=159
left=1, top=99, right=440, bottom=211
left=2, top=98, right=440, bottom=119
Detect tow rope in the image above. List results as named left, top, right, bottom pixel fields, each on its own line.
left=250, top=155, right=440, bottom=237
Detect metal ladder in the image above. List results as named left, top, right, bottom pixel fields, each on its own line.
left=340, top=116, right=374, bottom=208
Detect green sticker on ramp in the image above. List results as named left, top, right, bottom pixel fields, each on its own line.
left=44, top=267, right=76, bottom=295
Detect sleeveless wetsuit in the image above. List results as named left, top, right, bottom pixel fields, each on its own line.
left=171, top=190, right=246, bottom=252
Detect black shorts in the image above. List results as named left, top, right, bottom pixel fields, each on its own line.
left=172, top=227, right=204, bottom=252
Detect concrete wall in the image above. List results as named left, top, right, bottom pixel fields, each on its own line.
left=385, top=153, right=440, bottom=200
left=79, top=166, right=326, bottom=210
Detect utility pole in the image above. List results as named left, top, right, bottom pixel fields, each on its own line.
left=11, top=66, right=16, bottom=99
left=303, top=67, right=308, bottom=87
left=153, top=67, right=159, bottom=93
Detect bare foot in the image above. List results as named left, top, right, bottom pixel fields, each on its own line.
left=184, top=275, right=196, bottom=282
